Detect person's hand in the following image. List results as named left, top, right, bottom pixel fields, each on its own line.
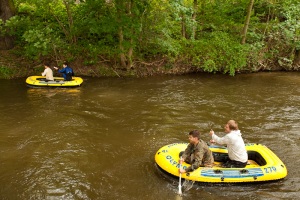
left=54, top=67, right=58, bottom=70
left=210, top=139, right=216, bottom=144
left=179, top=157, right=184, bottom=164
left=179, top=168, right=186, bottom=173
left=209, top=129, right=214, bottom=135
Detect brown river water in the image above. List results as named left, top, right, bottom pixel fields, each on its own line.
left=0, top=72, right=299, bottom=200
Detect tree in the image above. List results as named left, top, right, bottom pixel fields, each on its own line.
left=191, top=0, right=198, bottom=39
left=0, top=0, right=16, bottom=49
left=114, top=0, right=148, bottom=70
left=241, top=0, right=254, bottom=44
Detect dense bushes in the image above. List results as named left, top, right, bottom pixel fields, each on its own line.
left=1, top=0, right=299, bottom=77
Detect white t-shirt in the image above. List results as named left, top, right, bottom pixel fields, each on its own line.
left=212, top=130, right=248, bottom=163
left=42, top=68, right=54, bottom=81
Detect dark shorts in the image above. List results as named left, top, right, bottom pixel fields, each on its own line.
left=65, top=73, right=72, bottom=81
left=222, top=159, right=247, bottom=168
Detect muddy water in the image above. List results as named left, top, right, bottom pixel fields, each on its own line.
left=0, top=72, right=299, bottom=199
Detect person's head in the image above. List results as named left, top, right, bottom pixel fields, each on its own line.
left=188, top=130, right=200, bottom=144
left=63, top=62, right=68, bottom=68
left=224, top=120, right=238, bottom=133
left=44, top=63, right=50, bottom=68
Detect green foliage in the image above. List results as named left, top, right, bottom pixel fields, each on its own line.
left=280, top=0, right=300, bottom=49
left=186, top=32, right=248, bottom=75
left=22, top=28, right=51, bottom=57
left=0, top=66, right=15, bottom=79
left=155, top=29, right=182, bottom=57
left=2, top=0, right=300, bottom=77
left=275, top=0, right=300, bottom=69
left=0, top=19, right=4, bottom=37
left=251, top=0, right=300, bottom=69
left=197, top=0, right=248, bottom=35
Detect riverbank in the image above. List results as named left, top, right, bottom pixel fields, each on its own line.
left=0, top=49, right=196, bottom=79
left=0, top=49, right=299, bottom=79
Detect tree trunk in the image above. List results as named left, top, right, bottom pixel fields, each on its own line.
left=118, top=27, right=127, bottom=68
left=0, top=0, right=16, bottom=50
left=116, top=1, right=127, bottom=69
left=63, top=0, right=77, bottom=44
left=127, top=41, right=133, bottom=69
left=241, top=0, right=254, bottom=44
left=294, top=49, right=300, bottom=67
left=191, top=0, right=198, bottom=40
left=181, top=13, right=186, bottom=38
left=116, top=0, right=135, bottom=70
left=126, top=0, right=133, bottom=70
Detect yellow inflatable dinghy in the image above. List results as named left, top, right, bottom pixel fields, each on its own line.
left=26, top=76, right=83, bottom=87
left=155, top=143, right=287, bottom=183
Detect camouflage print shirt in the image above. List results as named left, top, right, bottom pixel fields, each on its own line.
left=182, top=140, right=214, bottom=172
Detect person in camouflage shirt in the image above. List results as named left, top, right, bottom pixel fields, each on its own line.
left=179, top=130, right=214, bottom=173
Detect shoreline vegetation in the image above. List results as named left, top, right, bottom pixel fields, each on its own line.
left=0, top=48, right=299, bottom=79
left=0, top=0, right=300, bottom=79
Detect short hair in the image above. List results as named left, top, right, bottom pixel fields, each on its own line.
left=227, top=120, right=238, bottom=130
left=44, top=63, right=50, bottom=67
left=63, top=62, right=68, bottom=66
left=189, top=130, right=200, bottom=139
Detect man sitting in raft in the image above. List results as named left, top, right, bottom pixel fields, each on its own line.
left=209, top=120, right=248, bottom=168
left=54, top=62, right=74, bottom=81
left=179, top=130, right=214, bottom=173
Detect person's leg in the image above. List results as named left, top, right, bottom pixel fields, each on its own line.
left=232, top=160, right=247, bottom=168
left=222, top=159, right=247, bottom=168
left=222, top=159, right=234, bottom=168
left=66, top=73, right=72, bottom=81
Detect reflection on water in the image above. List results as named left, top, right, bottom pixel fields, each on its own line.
left=27, top=87, right=82, bottom=98
left=0, top=73, right=299, bottom=199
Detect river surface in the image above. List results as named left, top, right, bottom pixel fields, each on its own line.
left=0, top=72, right=299, bottom=200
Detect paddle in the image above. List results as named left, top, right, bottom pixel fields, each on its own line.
left=178, top=156, right=183, bottom=196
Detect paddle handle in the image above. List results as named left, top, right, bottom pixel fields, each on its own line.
left=178, top=156, right=183, bottom=195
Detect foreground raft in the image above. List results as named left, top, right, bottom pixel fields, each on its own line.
left=26, top=76, right=83, bottom=87
left=155, top=143, right=287, bottom=183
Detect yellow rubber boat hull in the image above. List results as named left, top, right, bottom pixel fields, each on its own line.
left=26, top=76, right=83, bottom=87
left=155, top=143, right=287, bottom=183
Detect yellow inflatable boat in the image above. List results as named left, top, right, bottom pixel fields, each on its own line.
left=26, top=76, right=83, bottom=87
left=155, top=143, right=287, bottom=183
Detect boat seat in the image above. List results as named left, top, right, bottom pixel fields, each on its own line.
left=246, top=160, right=260, bottom=167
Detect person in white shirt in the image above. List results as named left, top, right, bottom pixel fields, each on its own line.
left=209, top=120, right=248, bottom=168
left=42, top=64, right=54, bottom=81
